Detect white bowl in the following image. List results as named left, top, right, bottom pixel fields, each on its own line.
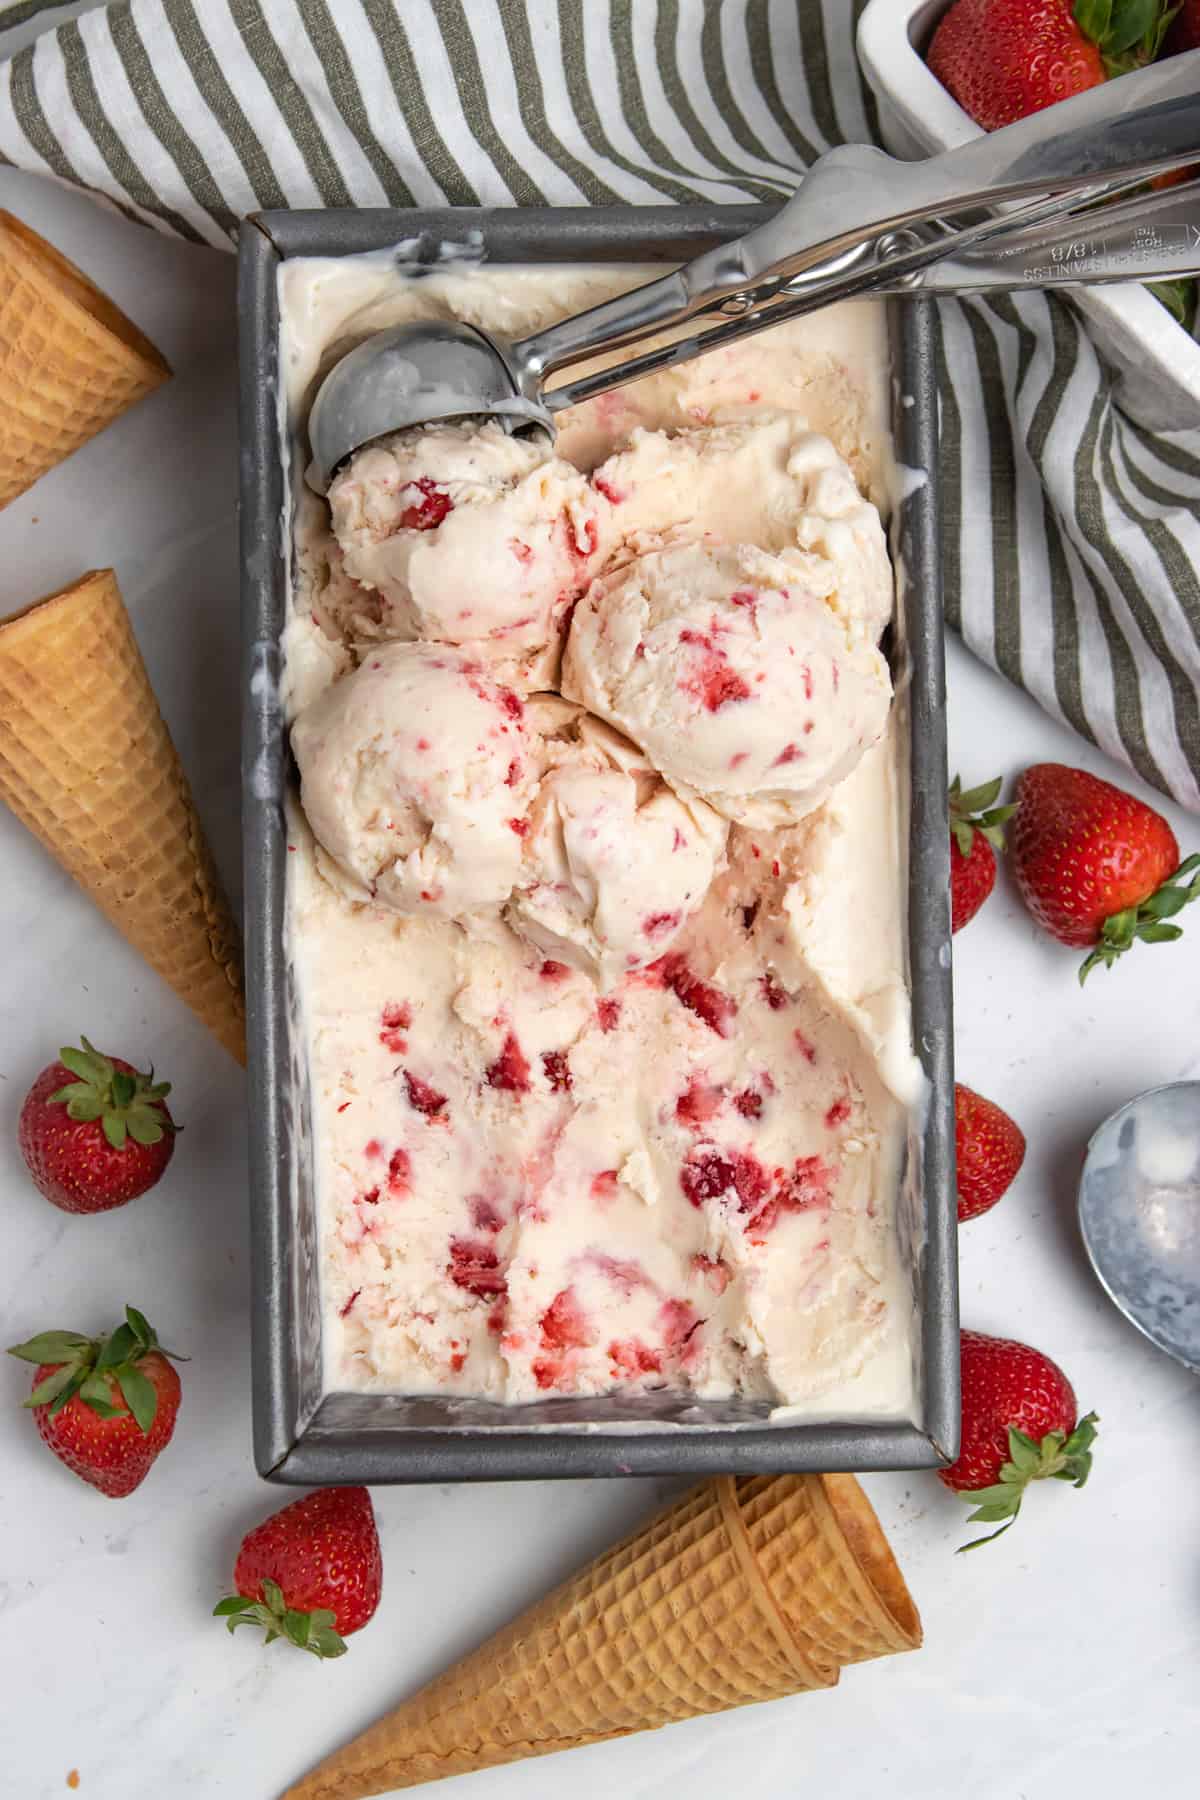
left=857, top=0, right=1200, bottom=430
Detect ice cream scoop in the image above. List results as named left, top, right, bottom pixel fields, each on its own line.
left=594, top=418, right=893, bottom=645
left=506, top=708, right=728, bottom=984
left=290, top=642, right=534, bottom=920
left=327, top=420, right=607, bottom=662
left=307, top=56, right=1200, bottom=488
left=1078, top=1082, right=1200, bottom=1374
left=562, top=538, right=892, bottom=827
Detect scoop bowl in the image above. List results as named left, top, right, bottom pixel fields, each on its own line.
left=306, top=319, right=553, bottom=493
left=1078, top=1081, right=1200, bottom=1374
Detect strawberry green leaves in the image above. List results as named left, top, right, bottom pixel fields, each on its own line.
left=214, top=1579, right=348, bottom=1660
left=1081, top=854, right=1200, bottom=984
left=958, top=1412, right=1100, bottom=1550
left=7, top=1331, right=93, bottom=1366
left=1073, top=0, right=1180, bottom=72
left=115, top=1363, right=160, bottom=1435
left=9, top=1329, right=99, bottom=1416
left=949, top=774, right=1015, bottom=859
left=24, top=1356, right=92, bottom=1412
left=1148, top=279, right=1198, bottom=331
left=49, top=1036, right=174, bottom=1153
left=7, top=1305, right=182, bottom=1431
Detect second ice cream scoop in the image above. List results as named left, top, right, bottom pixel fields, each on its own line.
left=291, top=642, right=535, bottom=920
left=327, top=420, right=607, bottom=661
left=562, top=538, right=892, bottom=828
left=506, top=707, right=728, bottom=985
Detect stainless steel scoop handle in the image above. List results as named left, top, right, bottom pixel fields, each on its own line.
left=306, top=50, right=1200, bottom=490
left=506, top=48, right=1200, bottom=411
left=532, top=182, right=1161, bottom=411
left=890, top=184, right=1200, bottom=296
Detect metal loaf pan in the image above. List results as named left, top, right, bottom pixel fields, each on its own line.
left=239, top=206, right=957, bottom=1484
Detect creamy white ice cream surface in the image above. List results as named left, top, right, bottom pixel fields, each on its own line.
left=279, top=254, right=920, bottom=1417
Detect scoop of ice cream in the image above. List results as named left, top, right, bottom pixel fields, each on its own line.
left=593, top=417, right=893, bottom=644
left=291, top=642, right=535, bottom=919
left=506, top=707, right=728, bottom=984
left=327, top=420, right=608, bottom=661
left=553, top=298, right=889, bottom=494
left=561, top=539, right=892, bottom=827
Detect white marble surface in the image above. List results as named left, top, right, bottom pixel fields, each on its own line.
left=1, top=170, right=1197, bottom=1800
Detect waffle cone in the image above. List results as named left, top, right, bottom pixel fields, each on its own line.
left=0, top=570, right=245, bottom=1061
left=285, top=1473, right=920, bottom=1800
left=0, top=210, right=170, bottom=507
left=738, top=1473, right=922, bottom=1665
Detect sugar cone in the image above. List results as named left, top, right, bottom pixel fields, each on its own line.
left=738, top=1473, right=922, bottom=1666
left=0, top=570, right=245, bottom=1062
left=284, top=1473, right=920, bottom=1800
left=0, top=210, right=170, bottom=507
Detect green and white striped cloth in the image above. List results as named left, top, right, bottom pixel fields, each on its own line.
left=3, top=0, right=1199, bottom=806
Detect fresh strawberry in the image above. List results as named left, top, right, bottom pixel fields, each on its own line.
left=927, top=0, right=1176, bottom=132
left=1010, top=762, right=1200, bottom=981
left=949, top=774, right=1014, bottom=933
left=955, top=1084, right=1026, bottom=1222
left=1165, top=0, right=1200, bottom=50
left=215, top=1486, right=381, bottom=1659
left=940, top=1330, right=1098, bottom=1548
left=7, top=1306, right=183, bottom=1497
left=19, top=1036, right=175, bottom=1214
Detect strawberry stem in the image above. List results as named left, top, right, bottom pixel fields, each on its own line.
left=957, top=1412, right=1099, bottom=1551
left=1080, top=855, right=1200, bottom=984
left=49, top=1036, right=175, bottom=1152
left=949, top=774, right=1016, bottom=858
left=214, top=1579, right=348, bottom=1659
left=1148, top=279, right=1197, bottom=331
left=6, top=1306, right=183, bottom=1432
left=1073, top=0, right=1180, bottom=74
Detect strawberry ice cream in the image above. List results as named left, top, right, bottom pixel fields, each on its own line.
left=290, top=642, right=534, bottom=920
left=562, top=538, right=892, bottom=826
left=326, top=420, right=607, bottom=665
left=506, top=700, right=728, bottom=984
left=591, top=415, right=894, bottom=646
left=278, top=255, right=919, bottom=1417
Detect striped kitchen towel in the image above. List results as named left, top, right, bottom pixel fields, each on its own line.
left=2, top=0, right=1198, bottom=806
